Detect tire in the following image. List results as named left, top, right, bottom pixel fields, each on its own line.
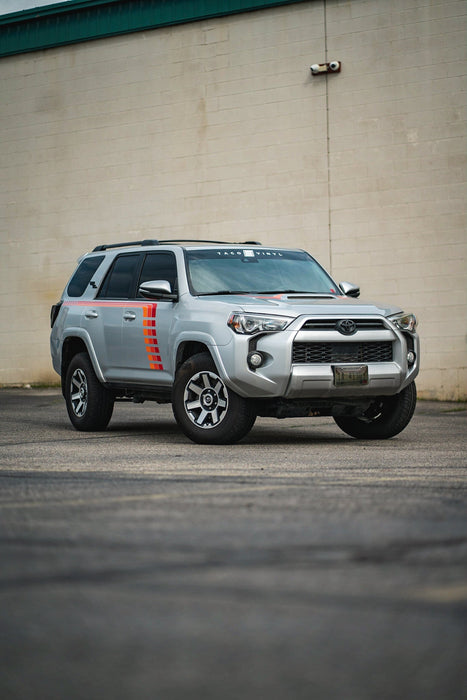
left=65, top=352, right=114, bottom=431
left=334, top=382, right=417, bottom=439
left=172, top=352, right=256, bottom=444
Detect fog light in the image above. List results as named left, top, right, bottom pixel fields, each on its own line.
left=248, top=351, right=264, bottom=369
left=407, top=351, right=416, bottom=365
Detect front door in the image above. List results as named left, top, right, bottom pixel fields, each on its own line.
left=118, top=251, right=178, bottom=385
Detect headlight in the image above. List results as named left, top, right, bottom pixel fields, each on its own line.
left=227, top=313, right=293, bottom=335
left=390, top=312, right=417, bottom=332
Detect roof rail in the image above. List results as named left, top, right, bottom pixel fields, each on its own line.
left=92, top=239, right=262, bottom=251
left=93, top=240, right=159, bottom=251
left=156, top=239, right=262, bottom=246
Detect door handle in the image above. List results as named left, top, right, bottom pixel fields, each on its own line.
left=123, top=311, right=137, bottom=321
left=84, top=310, right=98, bottom=319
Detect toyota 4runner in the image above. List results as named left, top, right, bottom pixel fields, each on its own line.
left=50, top=240, right=419, bottom=444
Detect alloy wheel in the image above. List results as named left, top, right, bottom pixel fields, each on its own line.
left=70, top=368, right=88, bottom=417
left=183, top=370, right=229, bottom=428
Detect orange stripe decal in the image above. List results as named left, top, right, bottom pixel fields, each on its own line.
left=63, top=300, right=163, bottom=371
left=142, top=303, right=162, bottom=371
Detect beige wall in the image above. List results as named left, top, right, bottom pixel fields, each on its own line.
left=1, top=0, right=466, bottom=398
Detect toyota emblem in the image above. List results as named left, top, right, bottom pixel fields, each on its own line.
left=336, top=319, right=357, bottom=335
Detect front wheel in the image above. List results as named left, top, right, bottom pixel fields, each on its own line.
left=172, top=352, right=256, bottom=444
left=65, top=352, right=114, bottom=431
left=334, top=382, right=417, bottom=439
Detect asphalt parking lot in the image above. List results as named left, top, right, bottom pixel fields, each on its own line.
left=1, top=388, right=466, bottom=700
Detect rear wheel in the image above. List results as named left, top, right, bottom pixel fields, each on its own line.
left=65, top=352, right=114, bottom=431
left=172, top=352, right=256, bottom=444
left=334, top=382, right=417, bottom=439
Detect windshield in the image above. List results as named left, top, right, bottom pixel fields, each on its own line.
left=186, top=248, right=338, bottom=296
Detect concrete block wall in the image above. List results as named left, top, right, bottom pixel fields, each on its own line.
left=0, top=0, right=465, bottom=398
left=325, top=0, right=466, bottom=400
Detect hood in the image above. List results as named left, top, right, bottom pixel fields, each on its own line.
left=197, top=293, right=402, bottom=318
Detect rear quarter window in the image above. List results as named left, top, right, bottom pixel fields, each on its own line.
left=67, top=256, right=105, bottom=297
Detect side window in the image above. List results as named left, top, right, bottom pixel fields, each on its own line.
left=67, top=255, right=104, bottom=297
left=137, top=252, right=177, bottom=294
left=97, top=254, right=141, bottom=299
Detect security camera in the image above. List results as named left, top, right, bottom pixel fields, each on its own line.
left=310, top=61, right=341, bottom=76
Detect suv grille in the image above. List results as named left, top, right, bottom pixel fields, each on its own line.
left=301, top=318, right=386, bottom=331
left=292, top=341, right=393, bottom=364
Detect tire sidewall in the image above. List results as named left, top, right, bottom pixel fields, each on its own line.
left=334, top=382, right=417, bottom=439
left=65, top=352, right=114, bottom=431
left=172, top=353, right=255, bottom=444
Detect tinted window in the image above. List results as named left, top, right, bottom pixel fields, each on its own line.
left=67, top=255, right=104, bottom=297
left=138, top=252, right=177, bottom=294
left=97, top=254, right=140, bottom=299
left=186, top=248, right=337, bottom=295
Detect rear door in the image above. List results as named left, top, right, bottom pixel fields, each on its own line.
left=86, top=252, right=142, bottom=380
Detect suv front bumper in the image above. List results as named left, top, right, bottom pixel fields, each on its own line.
left=215, top=323, right=420, bottom=400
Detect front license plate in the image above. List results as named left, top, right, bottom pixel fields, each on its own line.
left=333, top=365, right=368, bottom=386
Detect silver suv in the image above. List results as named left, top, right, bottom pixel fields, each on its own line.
left=50, top=240, right=419, bottom=444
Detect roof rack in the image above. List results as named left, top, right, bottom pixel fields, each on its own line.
left=158, top=239, right=262, bottom=246
left=92, top=239, right=262, bottom=251
left=93, top=240, right=159, bottom=251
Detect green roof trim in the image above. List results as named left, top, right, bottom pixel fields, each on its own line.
left=0, top=0, right=307, bottom=58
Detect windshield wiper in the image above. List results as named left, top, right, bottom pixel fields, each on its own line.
left=254, top=289, right=309, bottom=294
left=197, top=289, right=330, bottom=296
left=197, top=290, right=251, bottom=296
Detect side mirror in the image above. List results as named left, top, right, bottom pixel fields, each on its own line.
left=139, top=280, right=177, bottom=301
left=339, top=281, right=360, bottom=298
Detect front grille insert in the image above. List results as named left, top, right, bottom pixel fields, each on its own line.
left=302, top=318, right=386, bottom=331
left=292, top=341, right=393, bottom=364
left=301, top=318, right=387, bottom=331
